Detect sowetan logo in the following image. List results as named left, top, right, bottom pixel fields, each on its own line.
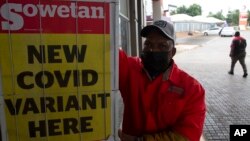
left=0, top=3, right=104, bottom=30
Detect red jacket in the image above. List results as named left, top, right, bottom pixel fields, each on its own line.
left=119, top=50, right=206, bottom=141
left=230, top=36, right=246, bottom=56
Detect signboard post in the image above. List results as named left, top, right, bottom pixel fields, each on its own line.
left=239, top=5, right=248, bottom=30
left=0, top=0, right=118, bottom=141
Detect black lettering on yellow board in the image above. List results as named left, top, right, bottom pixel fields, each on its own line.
left=8, top=44, right=108, bottom=138
left=4, top=93, right=110, bottom=115
left=28, top=116, right=93, bottom=137
left=17, top=69, right=98, bottom=89
left=27, top=45, right=87, bottom=64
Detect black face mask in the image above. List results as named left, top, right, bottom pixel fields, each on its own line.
left=141, top=51, right=171, bottom=79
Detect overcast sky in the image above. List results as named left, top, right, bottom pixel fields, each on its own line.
left=164, top=0, right=250, bottom=16
left=145, top=0, right=250, bottom=16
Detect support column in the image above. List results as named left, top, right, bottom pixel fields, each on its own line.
left=152, top=0, right=163, bottom=21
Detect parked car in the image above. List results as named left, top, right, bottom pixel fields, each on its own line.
left=220, top=27, right=236, bottom=37
left=203, top=27, right=222, bottom=36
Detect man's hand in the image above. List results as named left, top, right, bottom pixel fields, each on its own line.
left=118, top=129, right=138, bottom=141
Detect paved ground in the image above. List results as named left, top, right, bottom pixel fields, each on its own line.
left=175, top=31, right=250, bottom=141
left=175, top=32, right=212, bottom=53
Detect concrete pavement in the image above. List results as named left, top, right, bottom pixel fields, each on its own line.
left=175, top=32, right=205, bottom=52
left=175, top=44, right=199, bottom=52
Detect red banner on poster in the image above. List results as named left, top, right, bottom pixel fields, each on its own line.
left=0, top=0, right=110, bottom=34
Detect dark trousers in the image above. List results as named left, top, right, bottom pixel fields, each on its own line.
left=230, top=52, right=247, bottom=74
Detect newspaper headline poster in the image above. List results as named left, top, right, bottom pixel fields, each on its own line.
left=0, top=0, right=112, bottom=141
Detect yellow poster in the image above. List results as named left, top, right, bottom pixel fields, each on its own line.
left=0, top=1, right=112, bottom=141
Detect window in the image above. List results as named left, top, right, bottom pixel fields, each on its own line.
left=119, top=0, right=130, bottom=54
left=119, top=0, right=129, bottom=17
left=119, top=16, right=130, bottom=52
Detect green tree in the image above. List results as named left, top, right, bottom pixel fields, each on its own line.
left=176, top=5, right=188, bottom=14
left=173, top=4, right=201, bottom=16
left=207, top=10, right=225, bottom=20
left=187, top=4, right=202, bottom=16
left=226, top=10, right=239, bottom=26
left=208, top=12, right=213, bottom=17
left=247, top=10, right=250, bottom=26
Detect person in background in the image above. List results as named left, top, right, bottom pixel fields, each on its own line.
left=118, top=20, right=206, bottom=141
left=228, top=31, right=248, bottom=78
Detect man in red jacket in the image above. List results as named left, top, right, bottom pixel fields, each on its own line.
left=228, top=31, right=248, bottom=77
left=118, top=20, right=206, bottom=141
